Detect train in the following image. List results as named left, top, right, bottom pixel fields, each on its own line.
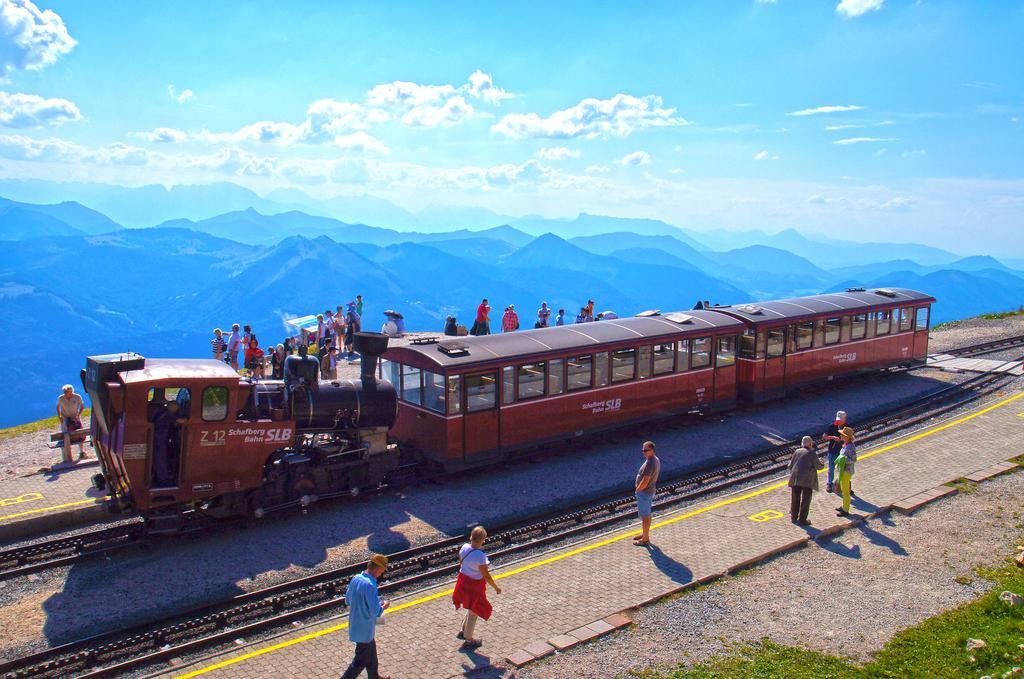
left=82, top=287, right=934, bottom=533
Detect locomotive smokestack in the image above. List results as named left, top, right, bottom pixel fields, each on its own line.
left=353, top=331, right=389, bottom=386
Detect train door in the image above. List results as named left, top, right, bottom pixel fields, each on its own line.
left=913, top=305, right=930, bottom=360
left=462, top=371, right=500, bottom=466
left=762, top=326, right=786, bottom=399
left=712, top=335, right=738, bottom=406
left=147, top=386, right=191, bottom=491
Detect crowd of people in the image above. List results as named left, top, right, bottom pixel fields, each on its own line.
left=457, top=297, right=615, bottom=336
left=339, top=408, right=859, bottom=677
left=209, top=296, right=365, bottom=380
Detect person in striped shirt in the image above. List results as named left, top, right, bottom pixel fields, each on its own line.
left=211, top=328, right=227, bottom=361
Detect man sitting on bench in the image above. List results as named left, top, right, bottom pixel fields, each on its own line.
left=56, top=384, right=88, bottom=464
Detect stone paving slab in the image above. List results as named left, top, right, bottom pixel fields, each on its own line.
left=162, top=389, right=1024, bottom=679
left=0, top=462, right=110, bottom=542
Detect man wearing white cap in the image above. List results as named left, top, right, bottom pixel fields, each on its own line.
left=822, top=410, right=848, bottom=493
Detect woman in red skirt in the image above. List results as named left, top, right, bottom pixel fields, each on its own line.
left=453, top=525, right=502, bottom=649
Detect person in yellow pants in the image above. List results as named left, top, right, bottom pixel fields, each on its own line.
left=834, top=427, right=857, bottom=516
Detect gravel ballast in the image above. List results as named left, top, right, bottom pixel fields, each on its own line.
left=519, top=469, right=1024, bottom=679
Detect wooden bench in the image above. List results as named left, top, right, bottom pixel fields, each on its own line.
left=49, top=427, right=90, bottom=449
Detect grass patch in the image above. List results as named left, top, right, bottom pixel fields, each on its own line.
left=947, top=478, right=977, bottom=494
left=0, top=410, right=90, bottom=441
left=628, top=551, right=1024, bottom=679
left=978, top=306, right=1024, bottom=320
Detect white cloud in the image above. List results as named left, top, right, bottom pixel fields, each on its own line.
left=366, top=80, right=455, bottom=110
left=753, top=150, right=779, bottom=160
left=305, top=99, right=389, bottom=139
left=0, top=0, right=75, bottom=78
left=465, top=69, right=512, bottom=104
left=585, top=164, right=610, bottom=174
left=167, top=84, right=193, bottom=104
left=537, top=146, right=581, bottom=161
left=139, top=127, right=186, bottom=143
left=1010, top=117, right=1020, bottom=123
left=880, top=196, right=915, bottom=209
left=399, top=95, right=474, bottom=127
left=755, top=0, right=777, bottom=4
left=833, top=136, right=896, bottom=145
left=873, top=148, right=888, bottom=156
left=332, top=130, right=389, bottom=154
left=620, top=150, right=651, bottom=166
left=901, top=148, right=927, bottom=158
left=492, top=93, right=687, bottom=140
left=836, top=0, right=884, bottom=18
left=0, top=133, right=149, bottom=165
left=825, top=124, right=863, bottom=131
left=667, top=168, right=684, bottom=174
left=787, top=104, right=865, bottom=116
left=0, top=90, right=79, bottom=126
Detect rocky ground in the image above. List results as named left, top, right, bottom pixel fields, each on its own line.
left=928, top=313, right=1024, bottom=353
left=519, top=469, right=1024, bottom=679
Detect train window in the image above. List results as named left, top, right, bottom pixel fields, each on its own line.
left=676, top=339, right=691, bottom=371
left=766, top=328, right=785, bottom=358
left=595, top=351, right=610, bottom=387
left=793, top=322, right=814, bottom=350
left=567, top=355, right=593, bottom=391
left=401, top=365, right=422, bottom=405
left=898, top=307, right=913, bottom=332
left=851, top=314, right=867, bottom=340
left=739, top=329, right=757, bottom=359
left=503, top=366, right=515, bottom=405
left=465, top=373, right=496, bottom=412
left=518, top=363, right=546, bottom=400
left=201, top=387, right=229, bottom=422
left=653, top=343, right=675, bottom=375
left=824, top=317, right=841, bottom=345
left=447, top=376, right=462, bottom=415
left=548, top=359, right=564, bottom=396
left=876, top=310, right=891, bottom=335
left=380, top=359, right=401, bottom=386
left=916, top=306, right=929, bottom=330
left=813, top=320, right=825, bottom=347
left=840, top=316, right=852, bottom=342
left=423, top=371, right=445, bottom=414
left=638, top=345, right=652, bottom=379
left=716, top=336, right=736, bottom=367
left=149, top=387, right=192, bottom=419
left=611, top=348, right=636, bottom=383
left=691, top=337, right=711, bottom=368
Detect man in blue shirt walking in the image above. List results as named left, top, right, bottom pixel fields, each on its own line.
left=341, top=554, right=391, bottom=679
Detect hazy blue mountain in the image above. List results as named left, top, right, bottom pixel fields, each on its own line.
left=707, top=245, right=826, bottom=277
left=515, top=214, right=709, bottom=250
left=159, top=208, right=411, bottom=246
left=0, top=179, right=292, bottom=227
left=826, top=268, right=1024, bottom=324
left=411, top=225, right=534, bottom=248
left=607, top=247, right=701, bottom=271
left=943, top=255, right=1023, bottom=276
left=416, top=204, right=511, bottom=231
left=266, top=188, right=424, bottom=231
left=828, top=259, right=929, bottom=281
left=0, top=205, right=87, bottom=240
left=570, top=232, right=715, bottom=270
left=0, top=196, right=122, bottom=237
left=414, top=237, right=520, bottom=262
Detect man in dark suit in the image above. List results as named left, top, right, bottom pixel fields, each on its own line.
left=788, top=435, right=824, bottom=526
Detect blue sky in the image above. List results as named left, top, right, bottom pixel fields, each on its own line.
left=0, top=0, right=1022, bottom=252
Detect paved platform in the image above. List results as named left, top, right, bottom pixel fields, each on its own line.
left=927, top=353, right=1024, bottom=375
left=162, top=388, right=1024, bottom=679
left=0, top=461, right=111, bottom=543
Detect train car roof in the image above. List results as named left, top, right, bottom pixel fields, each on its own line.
left=119, top=358, right=241, bottom=384
left=711, top=288, right=936, bottom=325
left=384, top=310, right=745, bottom=369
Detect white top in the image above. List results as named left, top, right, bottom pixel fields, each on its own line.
left=458, top=543, right=489, bottom=580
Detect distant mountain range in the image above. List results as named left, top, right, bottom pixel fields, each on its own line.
left=0, top=184, right=1021, bottom=426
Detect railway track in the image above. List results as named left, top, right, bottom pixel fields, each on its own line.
left=941, top=332, right=1024, bottom=357
left=1, top=352, right=1020, bottom=679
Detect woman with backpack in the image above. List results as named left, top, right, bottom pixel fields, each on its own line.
left=834, top=427, right=857, bottom=516
left=452, top=525, right=501, bottom=649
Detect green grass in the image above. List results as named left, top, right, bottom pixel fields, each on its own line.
left=626, top=549, right=1024, bottom=679
left=0, top=409, right=90, bottom=441
left=978, top=306, right=1024, bottom=321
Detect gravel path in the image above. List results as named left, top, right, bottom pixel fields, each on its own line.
left=928, top=314, right=1024, bottom=353
left=518, top=469, right=1024, bottom=679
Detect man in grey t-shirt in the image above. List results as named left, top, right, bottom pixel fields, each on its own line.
left=633, top=440, right=661, bottom=546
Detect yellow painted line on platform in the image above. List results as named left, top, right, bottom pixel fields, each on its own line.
left=175, top=389, right=1024, bottom=678
left=0, top=497, right=106, bottom=522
